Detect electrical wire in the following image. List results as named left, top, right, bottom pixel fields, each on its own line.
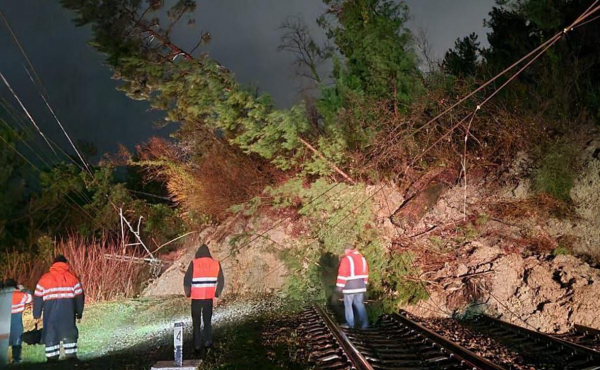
left=22, top=66, right=93, bottom=175
left=0, top=72, right=57, bottom=155
left=410, top=3, right=600, bottom=136
left=0, top=133, right=96, bottom=222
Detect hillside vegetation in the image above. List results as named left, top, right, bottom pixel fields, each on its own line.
left=2, top=0, right=600, bottom=309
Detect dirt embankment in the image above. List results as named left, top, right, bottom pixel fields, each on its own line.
left=144, top=213, right=296, bottom=298
left=146, top=128, right=600, bottom=334
left=393, top=127, right=600, bottom=332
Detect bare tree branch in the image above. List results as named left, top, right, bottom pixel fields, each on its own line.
left=278, top=16, right=327, bottom=83
left=414, top=27, right=439, bottom=73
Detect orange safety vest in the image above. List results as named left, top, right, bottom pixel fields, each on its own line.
left=190, top=257, right=220, bottom=300
left=336, top=251, right=369, bottom=294
left=12, top=290, right=33, bottom=314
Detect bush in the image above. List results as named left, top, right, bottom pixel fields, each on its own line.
left=251, top=178, right=429, bottom=309
left=531, top=142, right=578, bottom=202
left=132, top=137, right=273, bottom=221
left=0, top=235, right=151, bottom=302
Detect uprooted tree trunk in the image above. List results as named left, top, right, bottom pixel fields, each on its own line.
left=391, top=168, right=459, bottom=228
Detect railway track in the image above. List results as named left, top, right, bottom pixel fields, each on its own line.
left=301, top=305, right=503, bottom=370
left=466, top=315, right=600, bottom=369
left=557, top=324, right=600, bottom=352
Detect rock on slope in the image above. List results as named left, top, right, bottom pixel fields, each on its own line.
left=143, top=213, right=296, bottom=297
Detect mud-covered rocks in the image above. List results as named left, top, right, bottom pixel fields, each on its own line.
left=403, top=243, right=600, bottom=333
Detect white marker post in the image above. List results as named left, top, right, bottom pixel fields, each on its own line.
left=150, top=322, right=200, bottom=369
left=174, top=322, right=183, bottom=366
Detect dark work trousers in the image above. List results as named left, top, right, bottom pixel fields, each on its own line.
left=10, top=313, right=24, bottom=363
left=191, top=299, right=213, bottom=349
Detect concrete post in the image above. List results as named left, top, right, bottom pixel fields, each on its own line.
left=0, top=288, right=14, bottom=367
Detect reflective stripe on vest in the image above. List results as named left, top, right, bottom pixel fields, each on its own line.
left=336, top=251, right=369, bottom=293
left=11, top=291, right=32, bottom=314
left=35, top=282, right=83, bottom=301
left=190, top=257, right=220, bottom=300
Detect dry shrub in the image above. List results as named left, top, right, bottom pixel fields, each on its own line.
left=57, top=235, right=151, bottom=302
left=1, top=235, right=150, bottom=303
left=351, top=81, right=544, bottom=182
left=447, top=276, right=489, bottom=310
left=489, top=193, right=575, bottom=221
left=132, top=137, right=272, bottom=219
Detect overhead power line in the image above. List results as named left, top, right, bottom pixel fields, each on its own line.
left=411, top=1, right=600, bottom=136
left=22, top=66, right=93, bottom=176
left=0, top=8, right=93, bottom=176
left=0, top=72, right=57, bottom=156
left=0, top=133, right=96, bottom=223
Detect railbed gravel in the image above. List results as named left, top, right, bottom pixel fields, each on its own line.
left=403, top=312, right=534, bottom=369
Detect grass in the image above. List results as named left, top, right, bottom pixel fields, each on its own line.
left=14, top=296, right=311, bottom=370
left=19, top=296, right=190, bottom=364
left=200, top=315, right=310, bottom=369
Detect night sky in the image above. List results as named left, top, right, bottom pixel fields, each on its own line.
left=0, top=0, right=495, bottom=160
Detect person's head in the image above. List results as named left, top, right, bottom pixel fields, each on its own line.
left=53, top=255, right=68, bottom=264
left=4, top=278, right=17, bottom=288
left=344, top=244, right=355, bottom=254
left=195, top=244, right=212, bottom=258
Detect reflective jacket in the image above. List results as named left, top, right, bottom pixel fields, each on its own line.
left=336, top=250, right=369, bottom=294
left=12, top=290, right=33, bottom=314
left=189, top=257, right=221, bottom=299
left=184, top=246, right=225, bottom=300
left=33, top=262, right=85, bottom=345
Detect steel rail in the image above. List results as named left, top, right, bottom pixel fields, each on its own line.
left=575, top=324, right=600, bottom=339
left=392, top=312, right=504, bottom=370
left=313, top=305, right=374, bottom=370
left=483, top=315, right=600, bottom=363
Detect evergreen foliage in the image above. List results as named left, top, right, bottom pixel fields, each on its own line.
left=54, top=0, right=600, bottom=310
left=442, top=33, right=481, bottom=77
left=318, top=0, right=421, bottom=103
left=234, top=179, right=429, bottom=307
left=531, top=141, right=578, bottom=202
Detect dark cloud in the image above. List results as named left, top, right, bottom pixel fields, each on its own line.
left=0, top=0, right=495, bottom=157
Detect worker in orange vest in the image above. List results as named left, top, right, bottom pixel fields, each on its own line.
left=183, top=244, right=224, bottom=354
left=336, top=246, right=369, bottom=329
left=33, top=255, right=84, bottom=362
left=6, top=279, right=32, bottom=364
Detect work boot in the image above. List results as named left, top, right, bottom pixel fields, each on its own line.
left=12, top=345, right=22, bottom=364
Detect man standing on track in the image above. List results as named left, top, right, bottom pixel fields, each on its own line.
left=336, top=245, right=369, bottom=329
left=33, top=255, right=84, bottom=362
left=6, top=279, right=32, bottom=364
left=183, top=244, right=225, bottom=355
